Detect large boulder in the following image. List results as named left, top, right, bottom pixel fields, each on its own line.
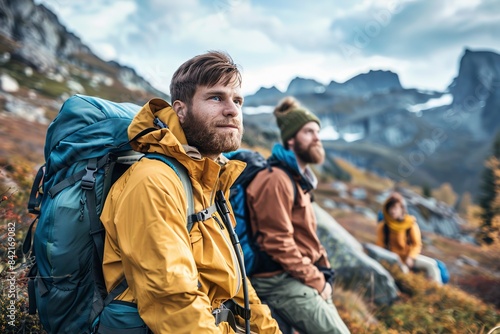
left=314, top=203, right=399, bottom=305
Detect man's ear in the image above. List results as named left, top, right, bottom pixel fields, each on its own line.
left=173, top=100, right=187, bottom=122
left=286, top=137, right=295, bottom=150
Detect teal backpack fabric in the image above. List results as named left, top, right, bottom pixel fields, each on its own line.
left=25, top=95, right=194, bottom=334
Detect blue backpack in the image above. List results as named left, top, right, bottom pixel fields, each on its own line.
left=435, top=259, right=450, bottom=284
left=224, top=150, right=297, bottom=276
left=24, top=94, right=195, bottom=333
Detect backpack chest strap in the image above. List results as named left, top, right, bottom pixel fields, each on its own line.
left=188, top=204, right=217, bottom=226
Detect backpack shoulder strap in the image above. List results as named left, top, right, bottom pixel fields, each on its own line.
left=144, top=153, right=196, bottom=231
left=102, top=153, right=199, bottom=309
left=383, top=222, right=390, bottom=250
left=144, top=153, right=218, bottom=231
left=268, top=163, right=298, bottom=206
left=406, top=227, right=412, bottom=246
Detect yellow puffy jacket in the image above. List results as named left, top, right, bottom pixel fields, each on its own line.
left=100, top=98, right=280, bottom=333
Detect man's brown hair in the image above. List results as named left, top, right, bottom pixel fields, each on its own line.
left=170, top=51, right=242, bottom=106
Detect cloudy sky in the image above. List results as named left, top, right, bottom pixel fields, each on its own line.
left=36, top=0, right=500, bottom=96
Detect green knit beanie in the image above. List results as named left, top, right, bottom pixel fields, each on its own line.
left=274, top=96, right=321, bottom=143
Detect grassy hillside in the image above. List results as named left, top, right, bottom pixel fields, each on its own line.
left=0, top=140, right=499, bottom=333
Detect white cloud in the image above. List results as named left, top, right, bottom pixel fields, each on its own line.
left=35, top=0, right=500, bottom=96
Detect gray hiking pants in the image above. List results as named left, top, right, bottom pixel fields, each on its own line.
left=251, top=273, right=350, bottom=334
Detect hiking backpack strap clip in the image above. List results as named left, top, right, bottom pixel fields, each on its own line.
left=82, top=158, right=99, bottom=190
left=188, top=205, right=218, bottom=227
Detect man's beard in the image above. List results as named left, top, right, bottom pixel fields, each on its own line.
left=181, top=108, right=243, bottom=157
left=294, top=140, right=325, bottom=164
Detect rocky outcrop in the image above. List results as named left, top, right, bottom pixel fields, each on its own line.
left=0, top=0, right=90, bottom=71
left=314, top=203, right=399, bottom=305
left=449, top=49, right=500, bottom=136
left=0, top=0, right=167, bottom=99
left=395, top=188, right=472, bottom=242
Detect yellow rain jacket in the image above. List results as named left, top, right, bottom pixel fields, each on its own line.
left=100, top=98, right=280, bottom=333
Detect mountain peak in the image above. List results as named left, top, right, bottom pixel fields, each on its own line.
left=286, top=77, right=325, bottom=95
left=449, top=48, right=500, bottom=135
left=449, top=49, right=500, bottom=100
left=345, top=70, right=402, bottom=92
left=255, top=85, right=282, bottom=95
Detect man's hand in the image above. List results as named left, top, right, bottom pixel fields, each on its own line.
left=320, top=282, right=332, bottom=301
left=405, top=257, right=415, bottom=269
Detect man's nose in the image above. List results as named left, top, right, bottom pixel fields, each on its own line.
left=313, top=131, right=321, bottom=141
left=223, top=101, right=240, bottom=117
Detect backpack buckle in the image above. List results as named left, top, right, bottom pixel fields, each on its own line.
left=81, top=166, right=97, bottom=190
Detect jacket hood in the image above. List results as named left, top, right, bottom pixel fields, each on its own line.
left=271, top=143, right=300, bottom=173
left=128, top=98, right=189, bottom=154
left=270, top=143, right=317, bottom=191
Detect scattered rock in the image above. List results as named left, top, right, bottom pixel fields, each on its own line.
left=67, top=80, right=85, bottom=94
left=354, top=206, right=377, bottom=220
left=351, top=187, right=367, bottom=200
left=48, top=72, right=64, bottom=83
left=24, top=66, right=33, bottom=77
left=4, top=95, right=49, bottom=124
left=322, top=198, right=337, bottom=209
left=0, top=52, right=11, bottom=64
left=458, top=255, right=479, bottom=267
left=337, top=202, right=352, bottom=211
left=0, top=74, right=19, bottom=93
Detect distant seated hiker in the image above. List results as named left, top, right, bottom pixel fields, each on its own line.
left=246, top=97, right=350, bottom=334
left=377, top=192, right=443, bottom=285
left=100, top=51, right=280, bottom=333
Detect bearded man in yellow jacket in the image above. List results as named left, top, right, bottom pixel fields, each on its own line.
left=100, top=51, right=281, bottom=333
left=376, top=192, right=442, bottom=284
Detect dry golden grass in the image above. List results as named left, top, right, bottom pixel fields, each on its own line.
left=334, top=157, right=394, bottom=192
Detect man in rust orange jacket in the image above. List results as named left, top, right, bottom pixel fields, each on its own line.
left=246, top=97, right=350, bottom=334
